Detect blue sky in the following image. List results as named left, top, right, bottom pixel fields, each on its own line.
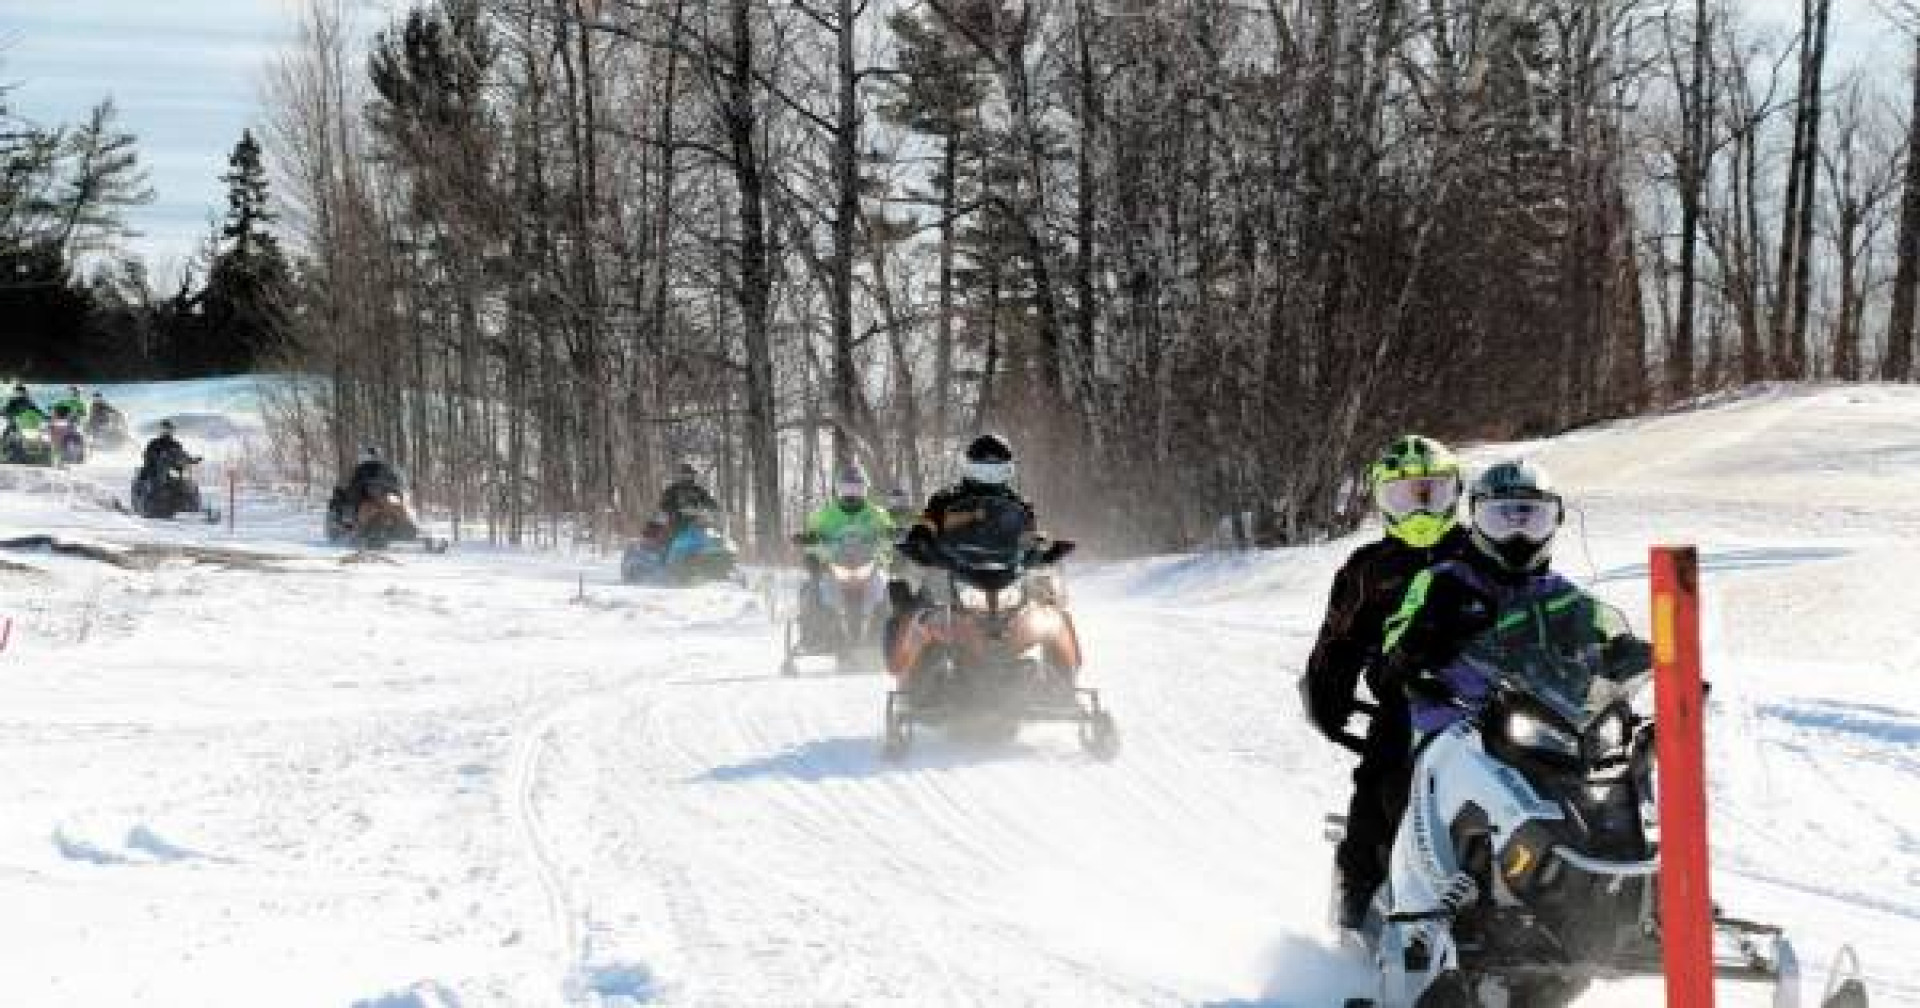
left=6, top=0, right=302, bottom=278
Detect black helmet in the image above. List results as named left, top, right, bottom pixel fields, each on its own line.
left=674, top=461, right=698, bottom=482
left=1467, top=459, right=1563, bottom=573
left=159, top=419, right=175, bottom=434
left=962, top=434, right=1015, bottom=486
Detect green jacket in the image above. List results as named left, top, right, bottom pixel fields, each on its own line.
left=803, top=500, right=895, bottom=563
left=52, top=396, right=88, bottom=422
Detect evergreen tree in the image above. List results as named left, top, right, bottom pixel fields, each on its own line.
left=188, top=129, right=290, bottom=375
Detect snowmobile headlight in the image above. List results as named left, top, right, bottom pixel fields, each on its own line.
left=1503, top=710, right=1580, bottom=761
left=956, top=582, right=1022, bottom=611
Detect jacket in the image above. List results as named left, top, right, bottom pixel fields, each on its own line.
left=1302, top=525, right=1472, bottom=741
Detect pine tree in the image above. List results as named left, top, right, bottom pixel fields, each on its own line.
left=190, top=129, right=290, bottom=375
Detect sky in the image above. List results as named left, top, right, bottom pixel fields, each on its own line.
left=4, top=0, right=304, bottom=279
left=0, top=0, right=1906, bottom=282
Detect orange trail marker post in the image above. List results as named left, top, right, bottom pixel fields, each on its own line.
left=1653, top=545, right=1713, bottom=1007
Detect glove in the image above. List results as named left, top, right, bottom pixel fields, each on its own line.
left=1603, top=636, right=1653, bottom=678
left=1402, top=667, right=1456, bottom=707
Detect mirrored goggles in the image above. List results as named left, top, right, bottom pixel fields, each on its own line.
left=1376, top=475, right=1458, bottom=518
left=964, top=459, right=1014, bottom=485
left=1472, top=496, right=1561, bottom=541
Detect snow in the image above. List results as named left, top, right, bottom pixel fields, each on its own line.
left=0, top=378, right=1916, bottom=1005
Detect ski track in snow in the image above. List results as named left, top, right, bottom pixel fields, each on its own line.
left=0, top=379, right=1916, bottom=1005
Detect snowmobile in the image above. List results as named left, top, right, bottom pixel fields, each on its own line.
left=2, top=420, right=53, bottom=466
left=47, top=411, right=86, bottom=465
left=1345, top=593, right=1866, bottom=1008
left=782, top=528, right=890, bottom=675
left=620, top=508, right=740, bottom=586
left=881, top=498, right=1116, bottom=761
left=326, top=472, right=436, bottom=550
left=87, top=406, right=129, bottom=450
left=132, top=460, right=211, bottom=520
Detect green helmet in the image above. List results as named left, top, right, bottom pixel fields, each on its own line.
left=1367, top=434, right=1463, bottom=548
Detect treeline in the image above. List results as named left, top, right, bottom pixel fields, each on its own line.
left=0, top=83, right=290, bottom=381
left=272, top=0, right=1919, bottom=554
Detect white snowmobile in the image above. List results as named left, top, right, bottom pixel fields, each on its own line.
left=1345, top=593, right=1867, bottom=1008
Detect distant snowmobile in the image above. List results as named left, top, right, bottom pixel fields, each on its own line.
left=132, top=460, right=210, bottom=521
left=327, top=471, right=432, bottom=550
left=47, top=409, right=86, bottom=464
left=883, top=496, right=1115, bottom=760
left=87, top=403, right=130, bottom=450
left=1343, top=593, right=1866, bottom=1008
left=1, top=420, right=52, bottom=466
left=782, top=527, right=889, bottom=675
left=621, top=508, right=740, bottom=586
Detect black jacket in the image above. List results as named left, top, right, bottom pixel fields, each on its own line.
left=142, top=434, right=192, bottom=474
left=658, top=479, right=720, bottom=524
left=1302, top=525, right=1471, bottom=741
left=3, top=395, right=43, bottom=422
left=347, top=460, right=401, bottom=501
left=914, top=481, right=1035, bottom=537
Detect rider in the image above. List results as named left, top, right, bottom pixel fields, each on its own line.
left=1305, top=434, right=1472, bottom=930
left=137, top=419, right=197, bottom=493
left=1381, top=458, right=1649, bottom=746
left=86, top=390, right=115, bottom=432
left=797, top=464, right=895, bottom=645
left=887, top=434, right=1038, bottom=649
left=332, top=445, right=402, bottom=524
left=881, top=486, right=917, bottom=531
left=3, top=384, right=46, bottom=429
left=657, top=462, right=720, bottom=539
left=51, top=385, right=88, bottom=425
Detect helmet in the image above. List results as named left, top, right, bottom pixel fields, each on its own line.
left=158, top=419, right=175, bottom=434
left=1368, top=435, right=1462, bottom=548
left=1467, top=459, right=1563, bottom=573
left=833, top=463, right=868, bottom=510
left=674, top=461, right=698, bottom=482
left=90, top=390, right=104, bottom=401
left=961, top=433, right=1015, bottom=486
left=358, top=444, right=380, bottom=464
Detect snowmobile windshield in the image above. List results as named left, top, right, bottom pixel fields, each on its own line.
left=1459, top=595, right=1643, bottom=730
left=827, top=532, right=879, bottom=569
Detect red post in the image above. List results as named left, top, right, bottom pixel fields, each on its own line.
left=1653, top=545, right=1713, bottom=1007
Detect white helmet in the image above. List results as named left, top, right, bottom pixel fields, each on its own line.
left=1468, top=460, right=1563, bottom=573
left=961, top=433, right=1015, bottom=486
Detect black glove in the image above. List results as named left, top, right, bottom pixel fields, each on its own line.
left=1402, top=667, right=1456, bottom=707
left=1603, top=635, right=1653, bottom=679
left=898, top=525, right=935, bottom=564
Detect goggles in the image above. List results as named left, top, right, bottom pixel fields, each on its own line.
left=1472, top=496, right=1561, bottom=541
left=1376, top=475, right=1458, bottom=519
left=963, top=459, right=1014, bottom=485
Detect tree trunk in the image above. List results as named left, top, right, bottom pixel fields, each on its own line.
left=1887, top=36, right=1920, bottom=382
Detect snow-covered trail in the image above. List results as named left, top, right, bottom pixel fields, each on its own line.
left=0, top=379, right=1916, bottom=1006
